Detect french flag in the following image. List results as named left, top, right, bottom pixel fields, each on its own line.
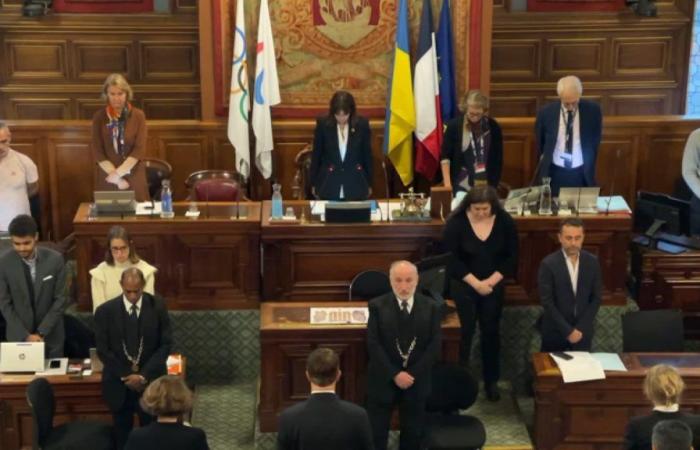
left=413, top=0, right=443, bottom=181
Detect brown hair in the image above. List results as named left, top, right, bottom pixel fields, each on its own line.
left=306, top=347, right=339, bottom=387
left=643, top=364, right=685, bottom=407
left=559, top=217, right=585, bottom=233
left=105, top=225, right=140, bottom=265
left=325, top=90, right=357, bottom=128
left=140, top=375, right=193, bottom=417
left=449, top=185, right=501, bottom=219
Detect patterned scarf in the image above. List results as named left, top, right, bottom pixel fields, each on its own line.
left=106, top=103, right=131, bottom=157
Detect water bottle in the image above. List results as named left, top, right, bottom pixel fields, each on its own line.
left=271, top=183, right=283, bottom=219
left=538, top=176, right=553, bottom=216
left=160, top=179, right=174, bottom=218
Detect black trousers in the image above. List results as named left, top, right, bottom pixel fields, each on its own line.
left=451, top=279, right=503, bottom=384
left=549, top=164, right=586, bottom=198
left=367, top=383, right=428, bottom=450
left=691, top=194, right=700, bottom=236
left=112, top=388, right=153, bottom=450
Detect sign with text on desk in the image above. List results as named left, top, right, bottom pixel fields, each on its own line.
left=310, top=307, right=369, bottom=324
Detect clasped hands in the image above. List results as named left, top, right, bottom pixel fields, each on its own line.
left=393, top=371, right=414, bottom=390
left=464, top=273, right=502, bottom=296
left=26, top=334, right=43, bottom=342
left=106, top=171, right=130, bottom=190
left=121, top=374, right=146, bottom=392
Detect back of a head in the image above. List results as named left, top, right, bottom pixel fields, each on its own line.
left=644, top=364, right=685, bottom=407
left=140, top=375, right=193, bottom=417
left=306, top=347, right=339, bottom=387
left=652, top=420, right=692, bottom=450
left=8, top=214, right=38, bottom=238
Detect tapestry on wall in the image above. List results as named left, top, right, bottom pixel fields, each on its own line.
left=213, top=0, right=480, bottom=118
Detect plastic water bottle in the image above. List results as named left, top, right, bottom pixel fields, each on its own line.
left=538, top=176, right=553, bottom=216
left=271, top=183, right=283, bottom=219
left=160, top=179, right=174, bottom=218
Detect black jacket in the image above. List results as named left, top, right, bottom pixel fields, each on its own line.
left=310, top=116, right=373, bottom=200
left=624, top=410, right=700, bottom=450
left=95, top=292, right=172, bottom=412
left=277, top=393, right=374, bottom=450
left=125, top=422, right=209, bottom=450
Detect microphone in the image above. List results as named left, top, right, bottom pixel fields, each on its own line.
left=381, top=160, right=391, bottom=222
left=521, top=154, right=546, bottom=216
left=355, top=163, right=371, bottom=200
left=575, top=186, right=582, bottom=217
left=604, top=149, right=622, bottom=216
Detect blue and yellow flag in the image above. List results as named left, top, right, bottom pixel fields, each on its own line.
left=383, top=0, right=416, bottom=186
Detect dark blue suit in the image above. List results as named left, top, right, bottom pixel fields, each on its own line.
left=310, top=116, right=372, bottom=201
left=535, top=99, right=602, bottom=192
left=538, top=249, right=602, bottom=352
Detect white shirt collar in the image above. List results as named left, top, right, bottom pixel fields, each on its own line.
left=654, top=404, right=680, bottom=413
left=396, top=295, right=414, bottom=313
left=122, top=296, right=142, bottom=317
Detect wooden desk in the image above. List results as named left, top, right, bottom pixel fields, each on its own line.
left=257, top=301, right=461, bottom=432
left=73, top=202, right=261, bottom=310
left=533, top=352, right=700, bottom=450
left=260, top=201, right=632, bottom=305
left=631, top=244, right=700, bottom=338
left=0, top=372, right=108, bottom=450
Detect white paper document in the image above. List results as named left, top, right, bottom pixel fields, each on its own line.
left=136, top=201, right=162, bottom=215
left=596, top=196, right=631, bottom=213
left=550, top=351, right=606, bottom=383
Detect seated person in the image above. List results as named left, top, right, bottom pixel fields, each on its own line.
left=90, top=225, right=156, bottom=312
left=125, top=375, right=209, bottom=450
left=624, top=364, right=700, bottom=450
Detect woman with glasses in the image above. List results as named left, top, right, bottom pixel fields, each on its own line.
left=89, top=225, right=157, bottom=311
left=440, top=90, right=503, bottom=194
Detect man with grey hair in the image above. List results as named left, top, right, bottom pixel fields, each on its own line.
left=534, top=75, right=602, bottom=196
left=652, top=420, right=693, bottom=450
left=0, top=122, right=39, bottom=232
left=366, top=260, right=442, bottom=450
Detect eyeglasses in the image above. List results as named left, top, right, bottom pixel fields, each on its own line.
left=110, top=245, right=129, bottom=252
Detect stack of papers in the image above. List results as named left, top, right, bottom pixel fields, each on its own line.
left=550, top=352, right=606, bottom=383
left=596, top=196, right=631, bottom=213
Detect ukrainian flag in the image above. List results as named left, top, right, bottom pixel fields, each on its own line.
left=383, top=0, right=416, bottom=186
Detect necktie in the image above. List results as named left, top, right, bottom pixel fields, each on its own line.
left=401, top=300, right=409, bottom=316
left=565, top=110, right=574, bottom=168
left=125, top=304, right=139, bottom=355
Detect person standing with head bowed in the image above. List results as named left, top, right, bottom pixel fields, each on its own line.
left=92, top=73, right=150, bottom=201
left=310, top=90, right=373, bottom=201
left=440, top=90, right=503, bottom=194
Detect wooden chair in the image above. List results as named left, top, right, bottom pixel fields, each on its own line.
left=292, top=144, right=313, bottom=200
left=141, top=157, right=173, bottom=201
left=184, top=170, right=248, bottom=201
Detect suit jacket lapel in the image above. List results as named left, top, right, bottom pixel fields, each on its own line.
left=556, top=251, right=576, bottom=299
left=138, top=295, right=153, bottom=340
left=33, top=250, right=45, bottom=302
left=328, top=123, right=342, bottom=164
left=9, top=252, right=32, bottom=303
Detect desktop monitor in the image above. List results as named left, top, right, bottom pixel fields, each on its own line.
left=94, top=190, right=136, bottom=216
left=634, top=191, right=689, bottom=237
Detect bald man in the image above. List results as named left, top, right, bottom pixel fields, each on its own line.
left=95, top=267, right=172, bottom=449
left=366, top=261, right=442, bottom=450
left=535, top=75, right=603, bottom=196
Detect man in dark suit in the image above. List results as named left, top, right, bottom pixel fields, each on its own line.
left=535, top=75, right=603, bottom=196
left=538, top=218, right=602, bottom=352
left=277, top=347, right=373, bottom=450
left=0, top=214, right=65, bottom=357
left=95, top=267, right=172, bottom=449
left=310, top=91, right=373, bottom=201
left=652, top=420, right=693, bottom=450
left=627, top=413, right=700, bottom=450
left=366, top=260, right=442, bottom=450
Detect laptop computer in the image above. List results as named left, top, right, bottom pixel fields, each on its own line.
left=0, top=342, right=45, bottom=373
left=558, top=187, right=600, bottom=214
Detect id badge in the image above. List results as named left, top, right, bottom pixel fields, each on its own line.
left=475, top=163, right=486, bottom=174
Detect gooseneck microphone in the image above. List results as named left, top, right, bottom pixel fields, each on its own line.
left=381, top=160, right=391, bottom=222
left=522, top=154, right=546, bottom=216
left=237, top=158, right=249, bottom=220
left=604, top=149, right=622, bottom=216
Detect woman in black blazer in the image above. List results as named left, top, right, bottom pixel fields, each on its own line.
left=624, top=364, right=700, bottom=450
left=125, top=375, right=209, bottom=450
left=440, top=90, right=503, bottom=193
left=442, top=185, right=518, bottom=402
left=310, top=90, right=373, bottom=200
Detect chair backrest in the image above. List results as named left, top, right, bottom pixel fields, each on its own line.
left=622, top=309, right=684, bottom=352
left=141, top=157, right=173, bottom=201
left=426, top=363, right=479, bottom=413
left=184, top=170, right=247, bottom=201
left=349, top=270, right=392, bottom=301
left=292, top=144, right=313, bottom=200
left=26, top=377, right=55, bottom=448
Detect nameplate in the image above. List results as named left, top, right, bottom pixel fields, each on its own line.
left=310, top=307, right=369, bottom=325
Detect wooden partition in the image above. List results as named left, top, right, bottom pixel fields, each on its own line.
left=5, top=116, right=700, bottom=239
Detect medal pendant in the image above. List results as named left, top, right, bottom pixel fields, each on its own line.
left=132, top=363, right=139, bottom=372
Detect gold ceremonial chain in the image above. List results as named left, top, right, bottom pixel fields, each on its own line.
left=122, top=337, right=144, bottom=373
left=395, top=337, right=417, bottom=369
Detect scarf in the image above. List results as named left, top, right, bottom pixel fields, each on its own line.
left=106, top=103, right=132, bottom=157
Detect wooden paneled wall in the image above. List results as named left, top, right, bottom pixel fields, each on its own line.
left=0, top=11, right=200, bottom=120
left=5, top=116, right=700, bottom=240
left=490, top=0, right=694, bottom=116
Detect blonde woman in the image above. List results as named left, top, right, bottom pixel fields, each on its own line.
left=91, top=73, right=149, bottom=201
left=125, top=375, right=209, bottom=450
left=624, top=364, right=700, bottom=450
left=89, top=225, right=156, bottom=311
